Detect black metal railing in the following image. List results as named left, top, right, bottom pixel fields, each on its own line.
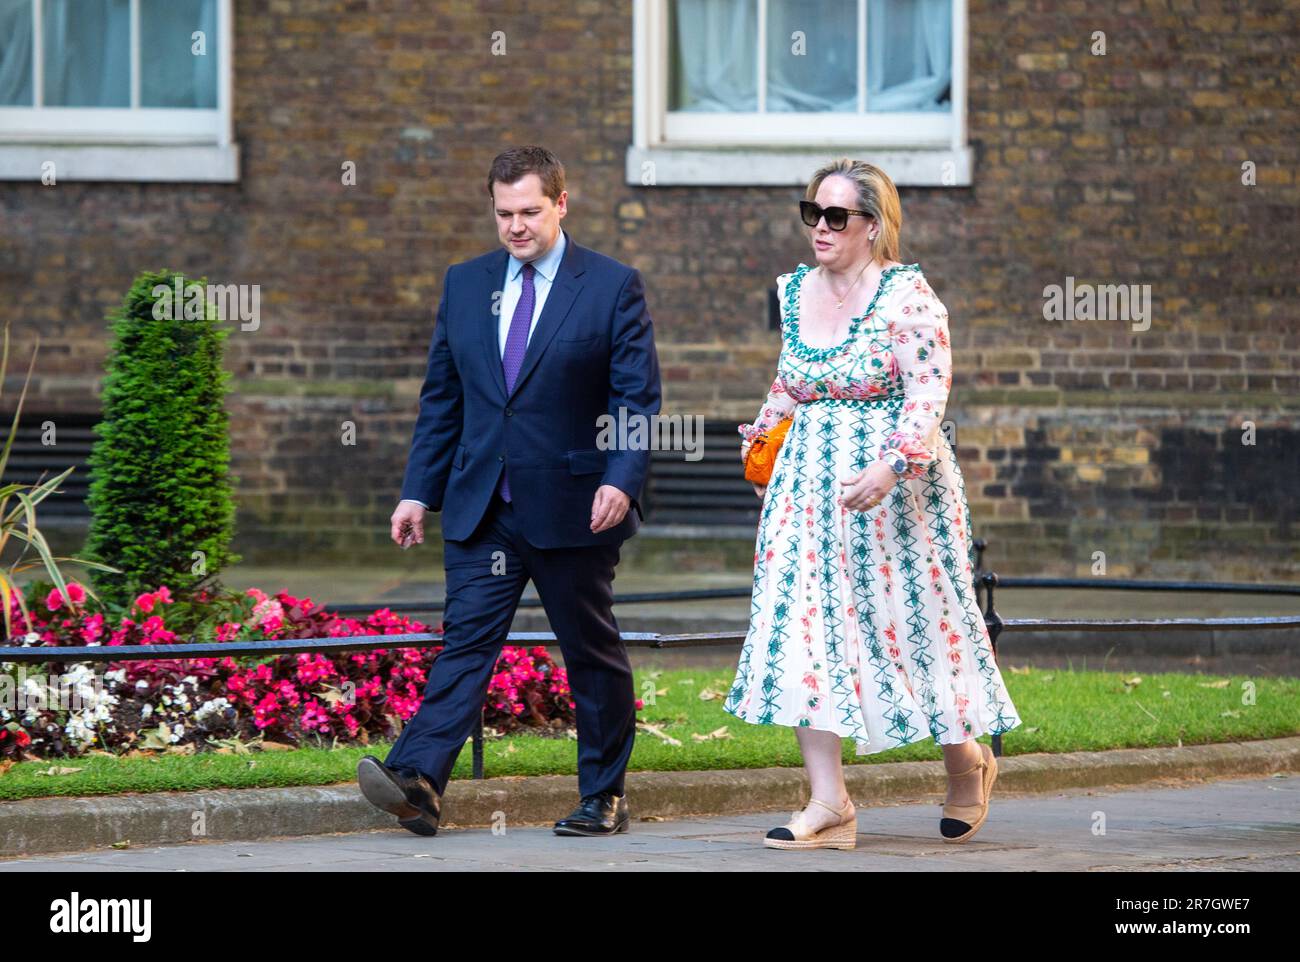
left=4, top=565, right=1297, bottom=770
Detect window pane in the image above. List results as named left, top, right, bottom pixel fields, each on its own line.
left=867, top=0, right=951, bottom=112
left=669, top=0, right=757, bottom=112
left=0, top=0, right=34, bottom=105
left=767, top=0, right=857, bottom=112
left=140, top=0, right=218, bottom=108
left=43, top=0, right=130, bottom=107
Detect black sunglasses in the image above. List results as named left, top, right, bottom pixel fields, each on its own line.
left=799, top=200, right=873, bottom=232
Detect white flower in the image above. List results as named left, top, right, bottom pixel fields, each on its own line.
left=194, top=697, right=230, bottom=722
left=64, top=712, right=98, bottom=749
left=141, top=703, right=154, bottom=720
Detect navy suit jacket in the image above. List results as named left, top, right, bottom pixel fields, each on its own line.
left=400, top=230, right=662, bottom=547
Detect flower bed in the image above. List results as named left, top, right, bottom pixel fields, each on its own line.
left=1, top=582, right=585, bottom=765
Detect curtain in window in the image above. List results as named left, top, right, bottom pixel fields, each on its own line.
left=669, top=0, right=758, bottom=111
left=766, top=0, right=857, bottom=112
left=140, top=0, right=218, bottom=108
left=4, top=0, right=216, bottom=109
left=43, top=0, right=131, bottom=106
left=868, top=0, right=950, bottom=111
left=670, top=0, right=951, bottom=113
left=0, top=0, right=34, bottom=105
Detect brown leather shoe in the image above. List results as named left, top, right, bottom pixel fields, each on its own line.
left=357, top=755, right=441, bottom=836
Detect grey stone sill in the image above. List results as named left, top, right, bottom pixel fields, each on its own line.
left=0, top=143, right=240, bottom=183
left=626, top=145, right=973, bottom=187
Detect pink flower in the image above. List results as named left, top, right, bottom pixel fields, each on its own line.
left=45, top=582, right=87, bottom=612
left=299, top=699, right=330, bottom=733
left=215, top=622, right=243, bottom=642
left=79, top=612, right=105, bottom=644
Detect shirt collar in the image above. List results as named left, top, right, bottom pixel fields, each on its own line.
left=508, top=228, right=567, bottom=284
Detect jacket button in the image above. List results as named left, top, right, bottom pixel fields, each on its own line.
left=505, top=408, right=513, bottom=416
left=498, top=455, right=504, bottom=462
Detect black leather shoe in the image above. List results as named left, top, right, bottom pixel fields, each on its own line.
left=553, top=792, right=629, bottom=836
left=357, top=755, right=441, bottom=836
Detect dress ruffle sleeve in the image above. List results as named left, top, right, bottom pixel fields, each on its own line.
left=876, top=272, right=952, bottom=480
left=738, top=375, right=796, bottom=444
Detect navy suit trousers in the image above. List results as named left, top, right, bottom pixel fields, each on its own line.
left=384, top=492, right=635, bottom=799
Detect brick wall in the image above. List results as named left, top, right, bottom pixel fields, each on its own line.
left=1, top=1, right=1296, bottom=580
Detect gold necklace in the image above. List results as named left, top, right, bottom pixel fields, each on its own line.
left=821, top=259, right=874, bottom=309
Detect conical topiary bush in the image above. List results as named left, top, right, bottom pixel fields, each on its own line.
left=84, top=269, right=240, bottom=613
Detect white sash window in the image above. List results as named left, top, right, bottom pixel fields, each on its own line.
left=629, top=0, right=970, bottom=186
left=0, top=0, right=236, bottom=181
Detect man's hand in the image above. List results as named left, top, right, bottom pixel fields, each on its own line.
left=591, top=484, right=631, bottom=533
left=839, top=460, right=898, bottom=512
left=392, top=501, right=426, bottom=548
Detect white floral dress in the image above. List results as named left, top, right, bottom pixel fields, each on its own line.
left=725, top=262, right=1022, bottom=755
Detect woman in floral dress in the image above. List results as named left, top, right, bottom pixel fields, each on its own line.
left=728, top=159, right=1022, bottom=850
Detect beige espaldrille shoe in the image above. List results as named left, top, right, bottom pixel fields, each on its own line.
left=940, top=742, right=998, bottom=843
left=764, top=796, right=857, bottom=850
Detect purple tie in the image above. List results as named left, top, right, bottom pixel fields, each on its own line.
left=498, top=262, right=535, bottom=502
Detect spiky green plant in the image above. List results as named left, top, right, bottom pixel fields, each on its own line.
left=0, top=321, right=120, bottom=638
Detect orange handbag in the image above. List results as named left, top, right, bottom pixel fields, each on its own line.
left=743, top=415, right=793, bottom=485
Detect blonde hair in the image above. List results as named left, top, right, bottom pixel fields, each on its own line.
left=804, top=158, right=902, bottom=265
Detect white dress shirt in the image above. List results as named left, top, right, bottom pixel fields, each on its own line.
left=400, top=229, right=568, bottom=511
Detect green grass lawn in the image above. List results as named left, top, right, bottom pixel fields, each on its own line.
left=2, top=666, right=1296, bottom=801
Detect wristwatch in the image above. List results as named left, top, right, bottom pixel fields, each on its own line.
left=882, top=450, right=908, bottom=475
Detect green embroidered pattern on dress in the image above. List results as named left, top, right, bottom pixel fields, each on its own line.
left=784, top=262, right=920, bottom=363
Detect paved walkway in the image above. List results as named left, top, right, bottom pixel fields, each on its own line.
left=4, top=775, right=1295, bottom=872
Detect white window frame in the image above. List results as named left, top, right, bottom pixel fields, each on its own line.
left=626, top=0, right=971, bottom=187
left=0, top=0, right=238, bottom=182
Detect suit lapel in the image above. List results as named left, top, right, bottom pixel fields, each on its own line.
left=480, top=248, right=510, bottom=399
left=480, top=230, right=587, bottom=403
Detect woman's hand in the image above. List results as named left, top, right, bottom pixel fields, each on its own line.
left=751, top=481, right=767, bottom=499
left=839, top=460, right=899, bottom=512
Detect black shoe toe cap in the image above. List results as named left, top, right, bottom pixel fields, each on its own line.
left=939, top=817, right=972, bottom=838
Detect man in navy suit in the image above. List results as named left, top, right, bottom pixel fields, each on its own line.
left=357, top=145, right=661, bottom=837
